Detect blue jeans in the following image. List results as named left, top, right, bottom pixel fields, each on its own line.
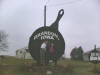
left=40, top=48, right=46, bottom=64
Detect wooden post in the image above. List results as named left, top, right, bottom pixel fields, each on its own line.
left=94, top=64, right=96, bottom=70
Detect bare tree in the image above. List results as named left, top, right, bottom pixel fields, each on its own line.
left=0, top=30, right=8, bottom=51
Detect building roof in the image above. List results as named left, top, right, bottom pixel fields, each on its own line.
left=16, top=47, right=28, bottom=52
left=84, top=48, right=100, bottom=55
left=96, top=48, right=100, bottom=51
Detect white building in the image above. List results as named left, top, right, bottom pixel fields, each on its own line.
left=83, top=48, right=100, bottom=61
left=16, top=47, right=32, bottom=59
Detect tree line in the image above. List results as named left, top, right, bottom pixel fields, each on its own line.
left=70, top=46, right=84, bottom=61
left=0, top=30, right=8, bottom=51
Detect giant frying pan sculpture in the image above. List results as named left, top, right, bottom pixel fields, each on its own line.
left=28, top=9, right=65, bottom=63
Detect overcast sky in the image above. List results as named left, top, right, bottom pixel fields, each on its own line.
left=0, top=0, right=100, bottom=57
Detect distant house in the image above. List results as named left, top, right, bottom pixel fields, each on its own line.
left=16, top=47, right=32, bottom=59
left=83, top=48, right=100, bottom=61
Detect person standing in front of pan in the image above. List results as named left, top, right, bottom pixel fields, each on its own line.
left=40, top=41, right=48, bottom=65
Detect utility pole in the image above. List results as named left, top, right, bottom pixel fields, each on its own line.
left=44, top=5, right=46, bottom=27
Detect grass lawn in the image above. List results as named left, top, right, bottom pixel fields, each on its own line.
left=0, top=56, right=100, bottom=75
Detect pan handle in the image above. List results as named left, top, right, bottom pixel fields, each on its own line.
left=56, top=9, right=64, bottom=23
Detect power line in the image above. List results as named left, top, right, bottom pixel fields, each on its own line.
left=47, top=0, right=82, bottom=7
left=41, top=0, right=82, bottom=27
